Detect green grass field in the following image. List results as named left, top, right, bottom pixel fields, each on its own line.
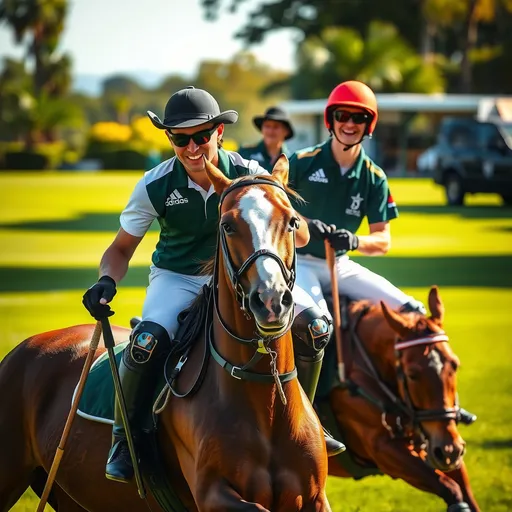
left=1, top=172, right=511, bottom=511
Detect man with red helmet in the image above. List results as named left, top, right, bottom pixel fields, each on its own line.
left=286, top=81, right=476, bottom=426
left=289, top=80, right=424, bottom=316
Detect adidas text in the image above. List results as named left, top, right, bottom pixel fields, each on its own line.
left=165, top=189, right=189, bottom=206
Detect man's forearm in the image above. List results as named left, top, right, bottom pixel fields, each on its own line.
left=99, top=246, right=131, bottom=283
left=356, top=232, right=390, bottom=256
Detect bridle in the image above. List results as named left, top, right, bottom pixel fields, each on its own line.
left=395, top=332, right=460, bottom=425
left=209, top=177, right=298, bottom=397
left=346, top=307, right=461, bottom=438
left=218, top=178, right=296, bottom=317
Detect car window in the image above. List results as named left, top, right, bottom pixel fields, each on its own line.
left=479, top=124, right=509, bottom=152
left=446, top=125, right=476, bottom=149
left=479, top=124, right=501, bottom=148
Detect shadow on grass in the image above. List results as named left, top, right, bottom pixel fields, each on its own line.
left=469, top=439, right=512, bottom=450
left=353, top=255, right=512, bottom=288
left=0, top=213, right=159, bottom=232
left=1, top=255, right=511, bottom=292
left=2, top=207, right=511, bottom=232
left=398, top=205, right=512, bottom=220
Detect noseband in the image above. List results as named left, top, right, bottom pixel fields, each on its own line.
left=209, top=177, right=298, bottom=395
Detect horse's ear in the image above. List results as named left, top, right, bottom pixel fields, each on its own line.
left=271, top=154, right=289, bottom=186
left=204, top=157, right=232, bottom=195
left=381, top=301, right=410, bottom=338
left=428, top=285, right=444, bottom=324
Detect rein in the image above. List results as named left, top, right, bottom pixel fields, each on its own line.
left=345, top=308, right=460, bottom=438
left=209, top=177, right=298, bottom=402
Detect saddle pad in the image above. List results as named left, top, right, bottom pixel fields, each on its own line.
left=75, top=342, right=128, bottom=424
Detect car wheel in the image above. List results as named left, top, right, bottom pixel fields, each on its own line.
left=501, top=194, right=512, bottom=206
left=445, top=174, right=465, bottom=206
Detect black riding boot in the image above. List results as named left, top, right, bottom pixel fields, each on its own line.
left=296, top=352, right=346, bottom=457
left=105, top=321, right=170, bottom=482
left=105, top=353, right=152, bottom=483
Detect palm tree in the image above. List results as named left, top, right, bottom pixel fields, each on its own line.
left=288, top=21, right=445, bottom=99
left=0, top=0, right=69, bottom=95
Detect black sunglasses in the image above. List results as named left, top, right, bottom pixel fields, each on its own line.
left=333, top=110, right=371, bottom=125
left=167, top=125, right=218, bottom=148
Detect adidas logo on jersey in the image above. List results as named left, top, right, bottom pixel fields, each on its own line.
left=308, top=169, right=328, bottom=183
left=165, top=189, right=188, bottom=206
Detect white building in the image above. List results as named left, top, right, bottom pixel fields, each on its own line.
left=280, top=94, right=512, bottom=174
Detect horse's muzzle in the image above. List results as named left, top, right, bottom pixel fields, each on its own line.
left=426, top=436, right=466, bottom=471
left=249, top=286, right=293, bottom=328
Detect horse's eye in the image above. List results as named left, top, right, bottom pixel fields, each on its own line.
left=289, top=217, right=300, bottom=231
left=222, top=222, right=235, bottom=234
left=407, top=371, right=420, bottom=382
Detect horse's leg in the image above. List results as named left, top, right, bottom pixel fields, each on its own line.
left=30, top=467, right=89, bottom=512
left=196, top=481, right=332, bottom=512
left=0, top=467, right=32, bottom=512
left=0, top=353, right=35, bottom=511
left=372, top=437, right=468, bottom=509
left=444, top=461, right=480, bottom=512
left=195, top=480, right=271, bottom=512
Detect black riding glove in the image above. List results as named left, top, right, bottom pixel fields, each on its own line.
left=82, top=276, right=117, bottom=320
left=327, top=229, right=359, bottom=252
left=307, top=219, right=335, bottom=241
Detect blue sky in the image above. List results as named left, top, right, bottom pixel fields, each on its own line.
left=0, top=0, right=297, bottom=78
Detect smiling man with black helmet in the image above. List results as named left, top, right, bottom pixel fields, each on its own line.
left=82, top=86, right=344, bottom=484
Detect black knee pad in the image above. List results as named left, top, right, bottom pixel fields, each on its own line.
left=124, top=320, right=171, bottom=369
left=292, top=305, right=333, bottom=359
left=400, top=300, right=427, bottom=315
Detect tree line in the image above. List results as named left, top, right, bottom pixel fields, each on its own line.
left=0, top=0, right=510, bottom=160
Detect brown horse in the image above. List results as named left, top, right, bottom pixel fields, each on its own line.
left=320, top=286, right=479, bottom=511
left=0, top=156, right=331, bottom=511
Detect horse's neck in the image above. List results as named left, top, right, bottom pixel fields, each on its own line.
left=355, top=312, right=398, bottom=386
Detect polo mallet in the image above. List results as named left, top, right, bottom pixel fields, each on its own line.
left=36, top=321, right=103, bottom=512
left=324, top=240, right=346, bottom=383
left=100, top=316, right=146, bottom=499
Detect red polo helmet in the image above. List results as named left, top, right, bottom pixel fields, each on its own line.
left=324, top=81, right=378, bottom=135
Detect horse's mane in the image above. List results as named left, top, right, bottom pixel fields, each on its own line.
left=230, top=173, right=304, bottom=203
left=198, top=174, right=303, bottom=277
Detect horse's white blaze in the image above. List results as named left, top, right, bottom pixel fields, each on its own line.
left=428, top=348, right=443, bottom=376
left=239, top=188, right=282, bottom=287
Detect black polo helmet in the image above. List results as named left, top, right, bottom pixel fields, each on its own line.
left=147, top=86, right=238, bottom=130
left=253, top=106, right=294, bottom=140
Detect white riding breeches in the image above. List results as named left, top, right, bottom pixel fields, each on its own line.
left=294, top=254, right=414, bottom=320
left=141, top=265, right=317, bottom=340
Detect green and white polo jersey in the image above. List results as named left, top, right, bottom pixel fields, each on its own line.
left=288, top=140, right=398, bottom=259
left=238, top=140, right=291, bottom=173
left=120, top=149, right=268, bottom=275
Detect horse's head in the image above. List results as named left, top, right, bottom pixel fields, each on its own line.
left=205, top=155, right=298, bottom=336
left=381, top=286, right=466, bottom=471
